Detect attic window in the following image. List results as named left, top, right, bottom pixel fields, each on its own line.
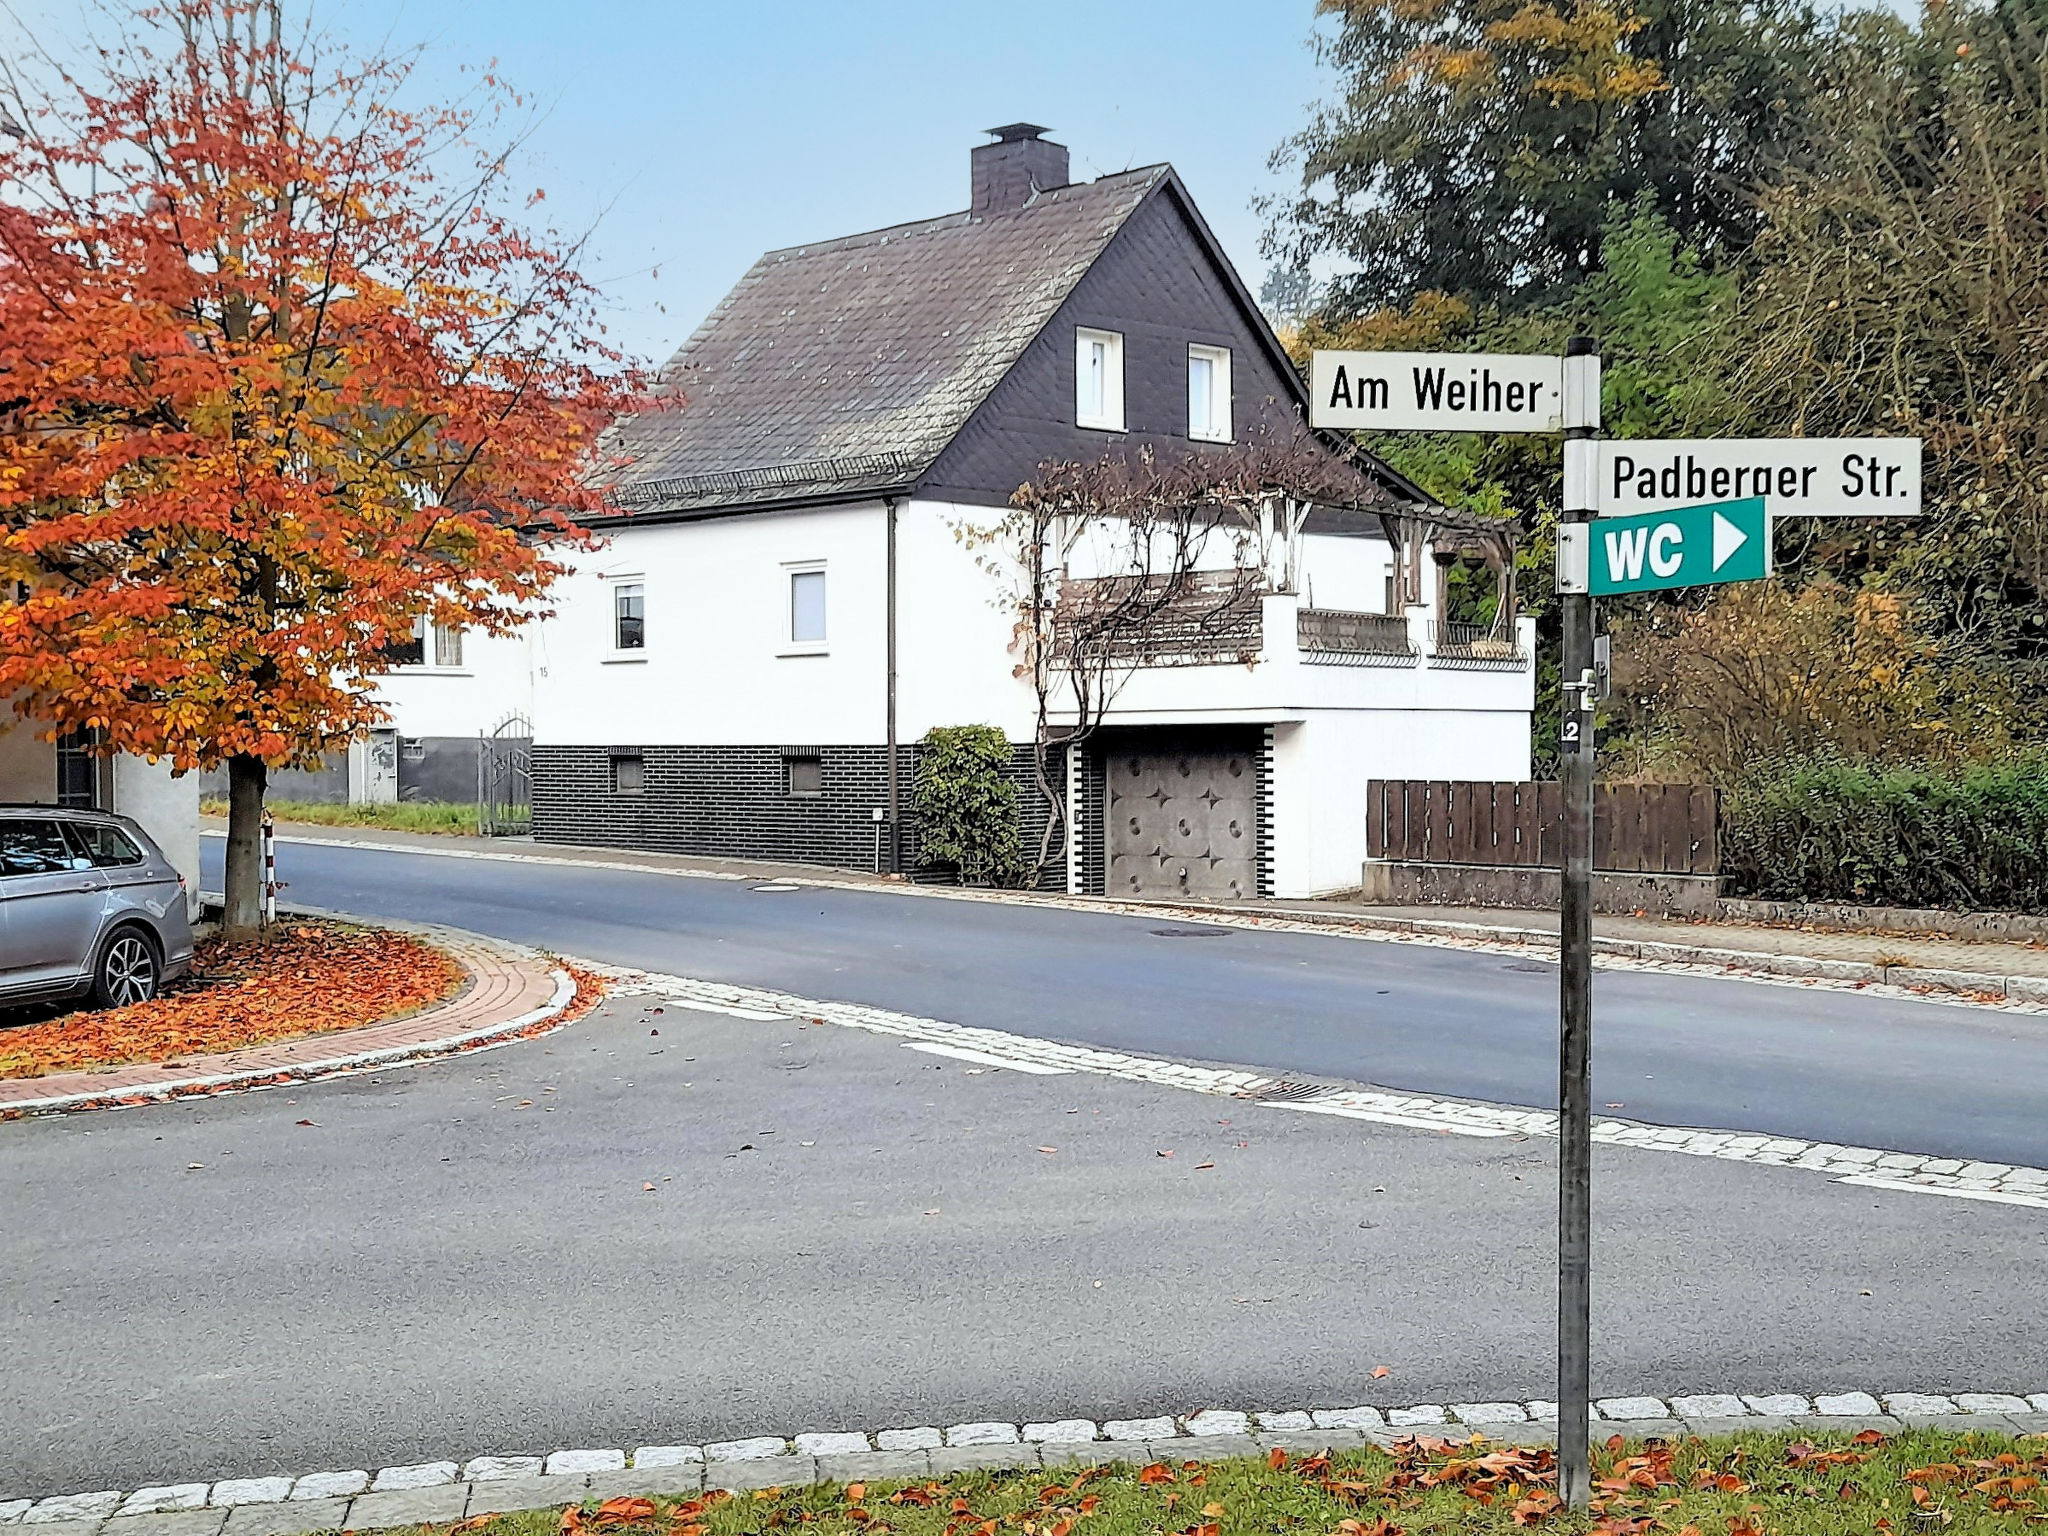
left=1076, top=327, right=1125, bottom=432
left=1188, top=345, right=1232, bottom=442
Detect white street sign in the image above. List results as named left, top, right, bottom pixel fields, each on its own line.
left=1310, top=350, right=1564, bottom=433
left=1597, top=438, right=1921, bottom=517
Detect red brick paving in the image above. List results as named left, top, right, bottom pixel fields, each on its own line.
left=0, top=932, right=567, bottom=1113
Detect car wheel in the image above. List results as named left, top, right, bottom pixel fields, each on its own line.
left=90, top=928, right=162, bottom=1009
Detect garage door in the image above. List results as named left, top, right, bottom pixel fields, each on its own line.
left=1106, top=739, right=1259, bottom=900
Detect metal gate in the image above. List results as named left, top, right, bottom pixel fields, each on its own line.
left=1105, top=735, right=1259, bottom=900
left=477, top=713, right=533, bottom=837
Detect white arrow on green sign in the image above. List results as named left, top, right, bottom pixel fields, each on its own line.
left=1563, top=496, right=1771, bottom=595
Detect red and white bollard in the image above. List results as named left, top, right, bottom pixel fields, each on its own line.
left=260, top=810, right=278, bottom=926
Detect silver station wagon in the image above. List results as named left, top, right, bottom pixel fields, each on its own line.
left=0, top=806, right=194, bottom=1009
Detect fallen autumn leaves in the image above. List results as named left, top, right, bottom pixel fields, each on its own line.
left=0, top=921, right=462, bottom=1079
left=364, top=1429, right=2048, bottom=1536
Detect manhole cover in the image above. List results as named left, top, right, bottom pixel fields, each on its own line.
left=1503, top=960, right=1552, bottom=973
left=1150, top=926, right=1233, bottom=938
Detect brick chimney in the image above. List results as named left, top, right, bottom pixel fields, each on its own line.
left=971, top=124, right=1070, bottom=216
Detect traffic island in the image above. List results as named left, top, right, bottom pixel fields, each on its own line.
left=0, top=918, right=590, bottom=1117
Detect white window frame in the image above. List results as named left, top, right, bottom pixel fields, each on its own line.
left=1187, top=343, right=1232, bottom=442
left=1075, top=327, right=1125, bottom=432
left=606, top=575, right=647, bottom=662
left=781, top=561, right=828, bottom=656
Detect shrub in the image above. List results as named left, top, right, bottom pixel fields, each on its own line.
left=913, top=725, right=1025, bottom=886
left=1721, top=751, right=2048, bottom=910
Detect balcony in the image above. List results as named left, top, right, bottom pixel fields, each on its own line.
left=1297, top=607, right=1417, bottom=667
left=1427, top=618, right=1528, bottom=669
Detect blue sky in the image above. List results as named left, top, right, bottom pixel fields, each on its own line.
left=325, top=0, right=1337, bottom=366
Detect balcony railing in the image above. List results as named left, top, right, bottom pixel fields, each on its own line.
left=1058, top=576, right=1263, bottom=667
left=1297, top=608, right=1417, bottom=667
left=1428, top=618, right=1529, bottom=669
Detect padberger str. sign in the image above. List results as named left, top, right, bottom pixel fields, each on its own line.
left=1597, top=437, right=1921, bottom=518
left=1557, top=498, right=1771, bottom=596
left=1310, top=350, right=1564, bottom=433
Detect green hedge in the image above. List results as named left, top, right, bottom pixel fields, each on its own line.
left=912, top=725, right=1026, bottom=887
left=1721, top=752, right=2048, bottom=910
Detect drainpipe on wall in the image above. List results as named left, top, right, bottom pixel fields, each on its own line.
left=885, top=495, right=901, bottom=873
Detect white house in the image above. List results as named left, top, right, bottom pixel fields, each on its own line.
left=511, top=126, right=1533, bottom=900
left=211, top=617, right=536, bottom=806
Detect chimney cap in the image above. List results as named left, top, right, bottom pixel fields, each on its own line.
left=983, top=122, right=1052, bottom=143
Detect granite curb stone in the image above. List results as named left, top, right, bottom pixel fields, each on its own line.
left=33, top=1391, right=2048, bottom=1536
left=341, top=1488, right=468, bottom=1530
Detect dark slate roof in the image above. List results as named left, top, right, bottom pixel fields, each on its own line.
left=601, top=167, right=1171, bottom=515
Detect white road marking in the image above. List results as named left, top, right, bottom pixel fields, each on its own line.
left=668, top=1001, right=791, bottom=1022
left=1834, top=1173, right=2048, bottom=1210
left=1269, top=1101, right=1520, bottom=1137
left=596, top=963, right=2048, bottom=1214
left=902, top=1041, right=1073, bottom=1074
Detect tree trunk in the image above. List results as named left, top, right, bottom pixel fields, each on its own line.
left=222, top=753, right=267, bottom=939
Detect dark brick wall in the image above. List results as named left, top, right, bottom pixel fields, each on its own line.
left=534, top=742, right=1067, bottom=885
left=921, top=182, right=1316, bottom=509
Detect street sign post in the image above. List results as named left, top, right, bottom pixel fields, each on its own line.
left=1557, top=497, right=1770, bottom=596
left=1596, top=438, right=1921, bottom=518
left=1309, top=341, right=1922, bottom=1514
left=1310, top=349, right=1564, bottom=432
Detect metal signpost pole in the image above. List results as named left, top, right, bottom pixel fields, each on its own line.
left=1557, top=336, right=1601, bottom=1511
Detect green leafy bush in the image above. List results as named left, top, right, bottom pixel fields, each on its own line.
left=913, top=725, right=1025, bottom=887
left=1721, top=752, right=2048, bottom=910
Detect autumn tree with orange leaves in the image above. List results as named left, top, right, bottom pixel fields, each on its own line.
left=0, top=0, right=640, bottom=935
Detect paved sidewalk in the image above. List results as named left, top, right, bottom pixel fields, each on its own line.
left=233, top=819, right=2048, bottom=998
left=0, top=926, right=573, bottom=1116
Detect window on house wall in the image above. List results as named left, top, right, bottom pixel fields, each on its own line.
left=1075, top=327, right=1125, bottom=431
left=432, top=623, right=463, bottom=668
left=55, top=729, right=100, bottom=808
left=785, top=753, right=823, bottom=797
left=610, top=752, right=644, bottom=794
left=789, top=567, right=827, bottom=647
left=614, top=582, right=645, bottom=651
left=385, top=621, right=427, bottom=668
left=1187, top=344, right=1232, bottom=441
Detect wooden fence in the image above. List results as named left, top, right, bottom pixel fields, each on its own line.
left=1366, top=780, right=1719, bottom=876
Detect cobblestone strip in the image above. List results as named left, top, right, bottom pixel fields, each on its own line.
left=0, top=930, right=575, bottom=1118
left=608, top=967, right=2048, bottom=1211
left=15, top=1395, right=2048, bottom=1534
left=254, top=833, right=2048, bottom=1014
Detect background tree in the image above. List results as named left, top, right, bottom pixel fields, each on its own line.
left=1265, top=0, right=1825, bottom=316
left=0, top=0, right=638, bottom=935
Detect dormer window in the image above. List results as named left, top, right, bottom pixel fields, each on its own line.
left=1188, top=344, right=1232, bottom=442
left=1076, top=327, right=1125, bottom=431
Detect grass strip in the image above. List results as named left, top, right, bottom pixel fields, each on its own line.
left=370, top=1429, right=2047, bottom=1536
left=203, top=798, right=481, bottom=835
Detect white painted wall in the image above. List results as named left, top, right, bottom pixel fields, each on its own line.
left=373, top=628, right=535, bottom=738
left=533, top=502, right=894, bottom=746
left=110, top=755, right=202, bottom=913
left=1298, top=533, right=1393, bottom=611
left=898, top=499, right=1040, bottom=741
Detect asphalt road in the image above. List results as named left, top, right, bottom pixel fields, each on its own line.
left=219, top=837, right=2048, bottom=1166
left=8, top=989, right=2045, bottom=1495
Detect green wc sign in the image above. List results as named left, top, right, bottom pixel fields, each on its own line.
left=1559, top=496, right=1771, bottom=596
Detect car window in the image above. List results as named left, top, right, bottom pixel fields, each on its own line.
left=66, top=821, right=146, bottom=869
left=0, top=818, right=96, bottom=875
